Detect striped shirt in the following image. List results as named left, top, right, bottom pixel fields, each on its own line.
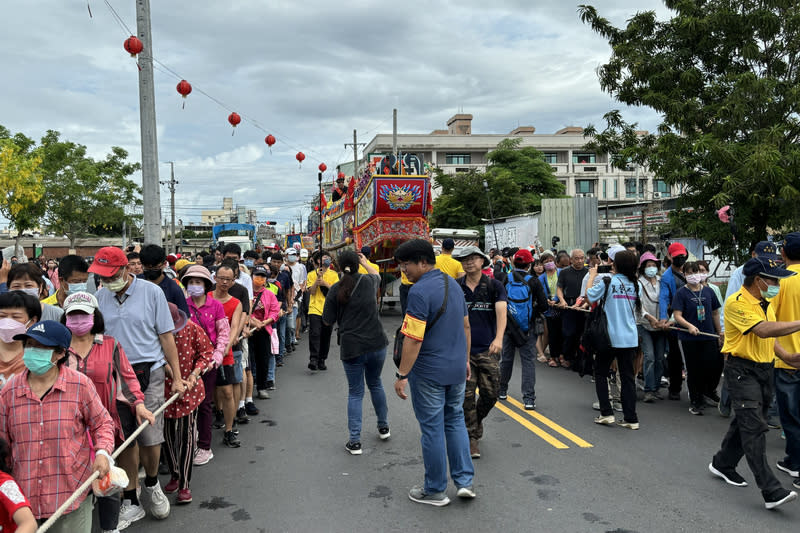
left=0, top=365, right=114, bottom=519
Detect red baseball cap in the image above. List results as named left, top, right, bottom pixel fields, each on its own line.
left=513, top=249, right=534, bottom=264
left=166, top=254, right=178, bottom=264
left=668, top=242, right=687, bottom=257
left=88, top=247, right=128, bottom=277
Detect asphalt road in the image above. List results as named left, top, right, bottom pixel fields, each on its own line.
left=127, top=311, right=798, bottom=533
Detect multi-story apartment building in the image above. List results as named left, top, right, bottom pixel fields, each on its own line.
left=361, top=114, right=679, bottom=203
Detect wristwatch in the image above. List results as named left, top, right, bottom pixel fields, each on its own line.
left=395, top=371, right=408, bottom=380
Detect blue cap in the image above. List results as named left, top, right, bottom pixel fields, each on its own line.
left=782, top=232, right=800, bottom=255
left=754, top=241, right=780, bottom=261
left=14, top=320, right=72, bottom=349
left=742, top=257, right=795, bottom=280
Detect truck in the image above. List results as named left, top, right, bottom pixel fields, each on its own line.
left=212, top=223, right=257, bottom=253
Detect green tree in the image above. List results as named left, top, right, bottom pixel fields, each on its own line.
left=431, top=138, right=565, bottom=230
left=0, top=132, right=44, bottom=249
left=579, top=1, right=800, bottom=260
left=38, top=130, right=142, bottom=248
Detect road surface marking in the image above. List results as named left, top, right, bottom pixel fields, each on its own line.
left=494, top=401, right=569, bottom=449
left=505, top=395, right=593, bottom=448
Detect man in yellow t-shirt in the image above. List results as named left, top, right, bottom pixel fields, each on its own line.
left=306, top=251, right=339, bottom=371
left=435, top=238, right=465, bottom=279
left=772, top=233, right=800, bottom=486
left=710, top=256, right=800, bottom=509
left=357, top=246, right=380, bottom=275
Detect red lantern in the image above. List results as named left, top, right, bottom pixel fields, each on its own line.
left=176, top=80, right=192, bottom=109
left=319, top=163, right=327, bottom=172
left=296, top=152, right=305, bottom=168
left=314, top=205, right=319, bottom=211
left=228, top=112, right=241, bottom=136
left=265, top=134, right=276, bottom=154
left=338, top=171, right=345, bottom=180
left=124, top=36, right=143, bottom=57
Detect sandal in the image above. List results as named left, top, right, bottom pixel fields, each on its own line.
left=537, top=354, right=547, bottom=364
left=548, top=359, right=559, bottom=368
left=559, top=356, right=571, bottom=369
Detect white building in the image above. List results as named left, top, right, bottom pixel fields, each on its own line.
left=361, top=114, right=678, bottom=203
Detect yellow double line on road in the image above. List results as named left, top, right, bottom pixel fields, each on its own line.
left=495, top=395, right=593, bottom=450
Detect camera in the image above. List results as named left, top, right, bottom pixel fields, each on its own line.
left=598, top=265, right=612, bottom=274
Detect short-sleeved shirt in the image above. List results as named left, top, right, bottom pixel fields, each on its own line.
left=151, top=275, right=190, bottom=315
left=322, top=274, right=388, bottom=360
left=557, top=267, right=588, bottom=304
left=672, top=285, right=721, bottom=341
left=95, top=275, right=175, bottom=367
left=307, top=268, right=340, bottom=316
left=357, top=260, right=380, bottom=275
left=218, top=295, right=241, bottom=365
left=459, top=276, right=507, bottom=355
left=0, top=471, right=30, bottom=532
left=769, top=263, right=800, bottom=369
left=40, top=304, right=63, bottom=323
left=722, top=287, right=776, bottom=363
left=435, top=254, right=464, bottom=279
left=401, top=269, right=469, bottom=385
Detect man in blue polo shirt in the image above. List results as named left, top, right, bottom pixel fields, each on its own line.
left=453, top=246, right=507, bottom=460
left=393, top=239, right=474, bottom=507
left=90, top=246, right=186, bottom=525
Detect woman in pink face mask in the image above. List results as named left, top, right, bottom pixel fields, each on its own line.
left=61, top=291, right=155, bottom=533
left=0, top=292, right=41, bottom=390
left=538, top=253, right=563, bottom=368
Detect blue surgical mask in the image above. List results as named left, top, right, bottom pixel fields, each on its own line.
left=23, top=347, right=55, bottom=375
left=66, top=282, right=87, bottom=296
left=322, top=258, right=332, bottom=267
left=644, top=266, right=658, bottom=278
left=244, top=260, right=255, bottom=268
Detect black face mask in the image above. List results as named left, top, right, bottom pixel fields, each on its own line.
left=671, top=255, right=687, bottom=268
left=143, top=268, right=162, bottom=281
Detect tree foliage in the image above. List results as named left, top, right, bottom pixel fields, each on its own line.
left=0, top=129, right=44, bottom=241
left=431, top=138, right=565, bottom=230
left=580, top=0, right=800, bottom=260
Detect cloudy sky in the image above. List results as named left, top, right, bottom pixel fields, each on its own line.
left=0, top=0, right=669, bottom=230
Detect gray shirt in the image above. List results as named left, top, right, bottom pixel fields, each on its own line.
left=41, top=303, right=64, bottom=322
left=95, top=275, right=174, bottom=367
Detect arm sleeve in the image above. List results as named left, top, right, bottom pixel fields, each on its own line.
left=153, top=290, right=176, bottom=335
left=192, top=324, right=214, bottom=372
left=266, top=291, right=281, bottom=321
left=114, top=340, right=145, bottom=405
left=586, top=278, right=605, bottom=303
left=671, top=287, right=686, bottom=314
left=710, top=288, right=721, bottom=310
left=0, top=478, right=30, bottom=516
left=725, top=297, right=764, bottom=335
left=658, top=274, right=671, bottom=320
left=83, top=377, right=116, bottom=454
left=528, top=277, right=547, bottom=312
left=401, top=287, right=428, bottom=341
left=321, top=288, right=338, bottom=326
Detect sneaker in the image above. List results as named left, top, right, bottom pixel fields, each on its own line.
left=176, top=488, right=192, bottom=505
left=378, top=427, right=391, bottom=440
left=408, top=485, right=450, bottom=507
left=456, top=485, right=476, bottom=499
left=764, top=488, right=797, bottom=510
left=498, top=392, right=507, bottom=400
left=245, top=401, right=259, bottom=416
left=345, top=441, right=362, bottom=455
left=777, top=461, right=800, bottom=478
left=668, top=391, right=681, bottom=401
left=643, top=392, right=657, bottom=403
left=524, top=401, right=535, bottom=410
left=617, top=420, right=640, bottom=430
left=212, top=409, right=224, bottom=429
left=470, top=440, right=480, bottom=459
left=115, top=517, right=131, bottom=532
left=718, top=400, right=732, bottom=418
left=793, top=478, right=800, bottom=490
left=689, top=405, right=704, bottom=416
left=223, top=430, right=241, bottom=448
left=308, top=361, right=318, bottom=371
left=236, top=407, right=250, bottom=424
left=592, top=401, right=600, bottom=411
left=140, top=482, right=170, bottom=519
left=708, top=460, right=748, bottom=487
left=119, top=500, right=145, bottom=525
left=768, top=417, right=782, bottom=430
left=612, top=401, right=623, bottom=412
left=257, top=390, right=270, bottom=399
left=266, top=380, right=276, bottom=390
left=318, top=362, right=327, bottom=370
left=164, top=477, right=179, bottom=494
left=193, top=448, right=213, bottom=466
left=594, top=415, right=615, bottom=425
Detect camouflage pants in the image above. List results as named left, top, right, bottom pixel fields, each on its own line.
left=464, top=350, right=501, bottom=441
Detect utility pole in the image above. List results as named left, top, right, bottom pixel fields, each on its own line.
left=344, top=129, right=366, bottom=181
left=483, top=180, right=500, bottom=250
left=136, top=0, right=162, bottom=245
left=161, top=162, right=178, bottom=254
left=392, top=108, right=398, bottom=163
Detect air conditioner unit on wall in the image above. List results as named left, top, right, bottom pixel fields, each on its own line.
left=653, top=192, right=661, bottom=199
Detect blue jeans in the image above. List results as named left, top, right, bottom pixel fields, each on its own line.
left=277, top=315, right=287, bottom=362
left=500, top=331, right=537, bottom=403
left=638, top=326, right=666, bottom=392
left=408, top=373, right=474, bottom=493
left=775, top=368, right=800, bottom=469
left=342, top=349, right=389, bottom=442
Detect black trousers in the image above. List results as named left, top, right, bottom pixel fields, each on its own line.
left=594, top=347, right=638, bottom=423
left=248, top=329, right=270, bottom=391
left=560, top=309, right=585, bottom=363
left=666, top=331, right=684, bottom=394
left=713, top=356, right=782, bottom=497
left=678, top=339, right=723, bottom=407
left=308, top=314, right=332, bottom=363
left=545, top=314, right=563, bottom=359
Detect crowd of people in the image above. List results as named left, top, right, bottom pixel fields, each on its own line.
left=0, top=231, right=799, bottom=530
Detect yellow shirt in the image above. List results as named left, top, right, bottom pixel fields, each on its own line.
left=358, top=260, right=380, bottom=275
left=771, top=263, right=800, bottom=369
left=40, top=293, right=59, bottom=307
left=306, top=268, right=339, bottom=316
left=435, top=253, right=464, bottom=279
left=722, top=287, right=776, bottom=364
left=401, top=272, right=413, bottom=286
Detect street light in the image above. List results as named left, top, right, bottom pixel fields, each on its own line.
left=483, top=179, right=499, bottom=251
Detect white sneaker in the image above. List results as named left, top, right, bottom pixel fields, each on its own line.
left=141, top=482, right=170, bottom=519
left=193, top=447, right=214, bottom=466
left=115, top=517, right=131, bottom=531
left=119, top=500, right=145, bottom=525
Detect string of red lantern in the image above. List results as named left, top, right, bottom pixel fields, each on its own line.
left=176, top=79, right=192, bottom=109
left=123, top=35, right=142, bottom=57
left=265, top=134, right=276, bottom=154
left=228, top=112, right=241, bottom=136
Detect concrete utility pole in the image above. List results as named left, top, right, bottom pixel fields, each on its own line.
left=392, top=109, right=398, bottom=162
left=344, top=129, right=365, bottom=180
left=161, top=162, right=178, bottom=253
left=136, top=0, right=162, bottom=246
